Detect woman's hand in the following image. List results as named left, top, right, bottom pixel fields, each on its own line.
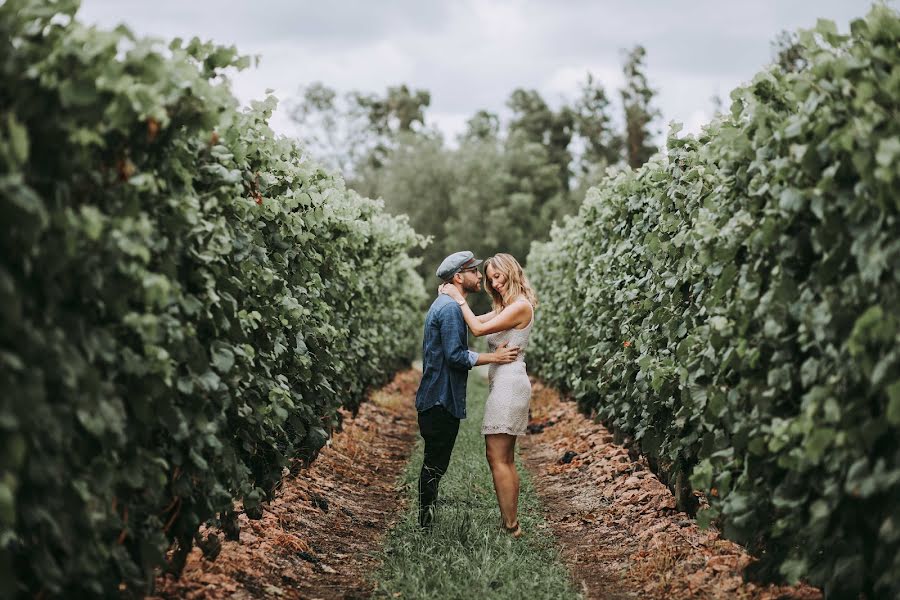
left=440, top=283, right=464, bottom=303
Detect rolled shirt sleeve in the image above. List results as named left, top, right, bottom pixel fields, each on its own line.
left=439, top=305, right=475, bottom=370
left=467, top=350, right=479, bottom=367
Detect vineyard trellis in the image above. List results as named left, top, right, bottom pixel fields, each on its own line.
left=528, top=7, right=899, bottom=598
left=0, top=0, right=425, bottom=596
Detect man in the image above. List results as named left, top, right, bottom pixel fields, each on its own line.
left=415, top=251, right=519, bottom=529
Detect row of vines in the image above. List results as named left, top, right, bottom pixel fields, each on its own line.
left=528, top=7, right=899, bottom=599
left=0, top=0, right=425, bottom=596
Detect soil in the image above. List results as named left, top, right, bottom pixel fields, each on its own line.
left=149, top=369, right=826, bottom=600
left=520, top=379, right=824, bottom=600
left=151, top=369, right=420, bottom=600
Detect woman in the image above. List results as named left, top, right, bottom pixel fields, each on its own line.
left=440, top=253, right=537, bottom=538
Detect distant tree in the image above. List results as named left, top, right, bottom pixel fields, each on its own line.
left=288, top=83, right=431, bottom=174
left=507, top=89, right=554, bottom=142
left=571, top=73, right=622, bottom=183
left=353, top=84, right=431, bottom=167
left=356, top=84, right=431, bottom=136
left=507, top=88, right=574, bottom=197
left=290, top=68, right=673, bottom=287
left=287, top=82, right=374, bottom=176
left=461, top=109, right=500, bottom=142
left=548, top=105, right=576, bottom=193
left=445, top=136, right=506, bottom=256
left=501, top=129, right=570, bottom=259
left=620, top=45, right=660, bottom=169
left=355, top=131, right=454, bottom=280
left=438, top=135, right=507, bottom=312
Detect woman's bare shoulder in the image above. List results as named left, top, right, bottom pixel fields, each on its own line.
left=503, top=298, right=533, bottom=328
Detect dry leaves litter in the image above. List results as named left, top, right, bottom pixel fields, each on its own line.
left=149, top=371, right=826, bottom=600
left=521, top=379, right=823, bottom=600
left=151, top=370, right=420, bottom=600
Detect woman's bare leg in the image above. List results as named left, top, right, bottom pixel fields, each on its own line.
left=485, top=433, right=520, bottom=529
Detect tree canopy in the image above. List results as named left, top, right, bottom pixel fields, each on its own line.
left=290, top=48, right=666, bottom=291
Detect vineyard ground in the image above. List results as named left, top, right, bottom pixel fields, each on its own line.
left=371, top=368, right=577, bottom=599
left=151, top=370, right=421, bottom=600
left=150, top=369, right=827, bottom=600
left=522, top=380, right=824, bottom=600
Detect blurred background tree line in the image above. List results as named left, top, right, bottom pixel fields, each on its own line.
left=289, top=46, right=659, bottom=294
left=288, top=36, right=797, bottom=297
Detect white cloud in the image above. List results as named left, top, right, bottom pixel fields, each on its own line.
left=541, top=64, right=623, bottom=103
left=76, top=0, right=880, bottom=141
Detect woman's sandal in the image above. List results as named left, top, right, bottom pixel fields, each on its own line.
left=503, top=520, right=523, bottom=538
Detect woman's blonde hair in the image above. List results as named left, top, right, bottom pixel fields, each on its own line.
left=483, top=253, right=538, bottom=313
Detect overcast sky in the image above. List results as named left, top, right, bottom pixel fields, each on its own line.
left=78, top=0, right=881, bottom=143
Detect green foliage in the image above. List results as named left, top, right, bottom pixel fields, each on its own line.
left=572, top=73, right=623, bottom=176
left=360, top=84, right=432, bottom=136
left=354, top=131, right=455, bottom=284
left=288, top=82, right=431, bottom=177
left=348, top=91, right=590, bottom=298
left=291, top=76, right=625, bottom=291
left=771, top=30, right=808, bottom=73
left=507, top=88, right=575, bottom=196
left=528, top=7, right=900, bottom=598
left=462, top=110, right=501, bottom=142
left=0, top=1, right=425, bottom=596
left=621, top=45, right=661, bottom=169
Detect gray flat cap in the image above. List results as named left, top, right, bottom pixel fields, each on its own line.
left=436, top=251, right=483, bottom=281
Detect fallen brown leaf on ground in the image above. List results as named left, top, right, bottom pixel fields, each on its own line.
left=150, top=370, right=420, bottom=600
left=521, top=379, right=823, bottom=600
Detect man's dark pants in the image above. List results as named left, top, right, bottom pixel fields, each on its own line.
left=417, top=404, right=460, bottom=528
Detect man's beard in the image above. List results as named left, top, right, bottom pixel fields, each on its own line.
left=464, top=280, right=482, bottom=293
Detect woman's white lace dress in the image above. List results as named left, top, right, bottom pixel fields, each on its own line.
left=482, top=299, right=534, bottom=436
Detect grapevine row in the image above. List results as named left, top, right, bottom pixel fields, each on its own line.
left=0, top=1, right=425, bottom=596
left=528, top=7, right=899, bottom=598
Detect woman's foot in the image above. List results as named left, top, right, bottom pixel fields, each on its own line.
left=503, top=520, right=523, bottom=538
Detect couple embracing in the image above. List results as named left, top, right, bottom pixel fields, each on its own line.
left=414, top=250, right=538, bottom=537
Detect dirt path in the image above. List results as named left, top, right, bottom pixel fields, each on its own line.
left=520, top=380, right=823, bottom=600
left=149, top=370, right=824, bottom=600
left=152, top=369, right=420, bottom=600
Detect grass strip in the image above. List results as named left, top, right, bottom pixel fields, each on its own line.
left=372, top=370, right=581, bottom=599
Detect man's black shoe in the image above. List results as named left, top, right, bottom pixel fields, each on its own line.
left=419, top=505, right=435, bottom=530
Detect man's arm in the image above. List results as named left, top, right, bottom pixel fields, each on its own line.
left=439, top=306, right=477, bottom=370
left=473, top=341, right=518, bottom=365
left=439, top=306, right=518, bottom=368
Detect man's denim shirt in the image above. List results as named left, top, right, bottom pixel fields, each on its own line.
left=415, top=294, right=479, bottom=420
